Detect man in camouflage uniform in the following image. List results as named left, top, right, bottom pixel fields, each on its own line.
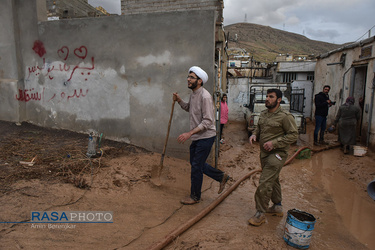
left=248, top=88, right=298, bottom=226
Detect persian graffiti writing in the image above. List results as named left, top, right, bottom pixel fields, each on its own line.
left=16, top=88, right=42, bottom=102
left=16, top=88, right=89, bottom=103
left=15, top=40, right=95, bottom=102
left=27, top=41, right=95, bottom=83
left=20, top=41, right=94, bottom=103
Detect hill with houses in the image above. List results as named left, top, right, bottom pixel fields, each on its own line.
left=224, top=23, right=344, bottom=62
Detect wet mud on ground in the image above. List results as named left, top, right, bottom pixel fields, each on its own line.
left=0, top=120, right=374, bottom=249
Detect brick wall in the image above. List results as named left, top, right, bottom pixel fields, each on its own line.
left=121, top=0, right=223, bottom=22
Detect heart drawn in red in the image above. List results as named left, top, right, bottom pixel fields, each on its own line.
left=57, top=46, right=69, bottom=61
left=74, top=46, right=87, bottom=60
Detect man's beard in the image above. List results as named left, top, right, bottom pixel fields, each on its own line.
left=188, top=81, right=198, bottom=89
left=266, top=100, right=278, bottom=109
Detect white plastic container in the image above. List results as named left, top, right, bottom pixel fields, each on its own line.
left=353, top=146, right=367, bottom=156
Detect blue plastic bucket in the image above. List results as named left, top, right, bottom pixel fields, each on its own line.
left=283, top=209, right=316, bottom=249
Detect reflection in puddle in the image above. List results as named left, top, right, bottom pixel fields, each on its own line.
left=310, top=151, right=375, bottom=249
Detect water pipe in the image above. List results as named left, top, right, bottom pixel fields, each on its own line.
left=147, top=168, right=261, bottom=250
left=341, top=66, right=353, bottom=104
left=147, top=145, right=339, bottom=249
left=284, top=146, right=309, bottom=165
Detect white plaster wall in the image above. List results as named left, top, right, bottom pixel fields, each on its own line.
left=315, top=40, right=375, bottom=149
left=227, top=77, right=249, bottom=121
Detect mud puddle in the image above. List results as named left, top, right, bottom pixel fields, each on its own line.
left=310, top=150, right=375, bottom=249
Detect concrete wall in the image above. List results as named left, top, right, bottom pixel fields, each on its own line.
left=0, top=0, right=20, bottom=80
left=315, top=38, right=375, bottom=149
left=277, top=61, right=316, bottom=73
left=0, top=0, right=217, bottom=159
left=227, top=76, right=276, bottom=122
left=122, top=0, right=223, bottom=18
left=227, top=77, right=249, bottom=121
left=37, top=0, right=47, bottom=21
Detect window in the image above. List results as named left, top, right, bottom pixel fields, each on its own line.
left=360, top=46, right=372, bottom=59
left=307, top=73, right=314, bottom=81
left=283, top=73, right=296, bottom=82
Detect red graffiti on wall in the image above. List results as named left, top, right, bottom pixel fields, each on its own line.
left=66, top=56, right=94, bottom=82
left=32, top=40, right=46, bottom=58
left=27, top=41, right=94, bottom=82
left=74, top=46, right=87, bottom=59
left=57, top=46, right=69, bottom=60
left=67, top=89, right=89, bottom=100
left=16, top=88, right=89, bottom=103
left=15, top=88, right=43, bottom=102
left=47, top=93, right=56, bottom=102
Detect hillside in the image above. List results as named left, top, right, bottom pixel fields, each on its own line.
left=224, top=23, right=343, bottom=62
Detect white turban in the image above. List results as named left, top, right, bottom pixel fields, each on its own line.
left=189, top=66, right=208, bottom=84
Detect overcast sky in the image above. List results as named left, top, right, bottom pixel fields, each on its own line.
left=89, top=0, right=375, bottom=45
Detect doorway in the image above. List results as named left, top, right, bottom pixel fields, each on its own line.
left=351, top=66, right=367, bottom=143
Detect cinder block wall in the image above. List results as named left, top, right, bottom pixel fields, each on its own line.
left=122, top=0, right=223, bottom=20
left=0, top=0, right=217, bottom=160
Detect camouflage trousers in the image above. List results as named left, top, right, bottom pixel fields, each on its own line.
left=255, top=151, right=288, bottom=213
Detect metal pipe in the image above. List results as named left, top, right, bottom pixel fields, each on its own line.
left=215, top=91, right=220, bottom=168
left=214, top=48, right=222, bottom=168
left=218, top=48, right=222, bottom=91
left=214, top=63, right=219, bottom=168
left=366, top=75, right=375, bottom=146
left=341, top=66, right=353, bottom=103
left=327, top=62, right=344, bottom=66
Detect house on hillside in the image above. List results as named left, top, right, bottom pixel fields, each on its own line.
left=314, top=36, right=375, bottom=150
left=45, top=0, right=108, bottom=19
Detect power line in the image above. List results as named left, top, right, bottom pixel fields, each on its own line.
left=353, top=24, right=375, bottom=43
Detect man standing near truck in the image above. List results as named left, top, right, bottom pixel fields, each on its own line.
left=314, top=85, right=334, bottom=145
left=248, top=88, right=298, bottom=226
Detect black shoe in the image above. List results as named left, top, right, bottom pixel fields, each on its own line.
left=313, top=141, right=320, bottom=146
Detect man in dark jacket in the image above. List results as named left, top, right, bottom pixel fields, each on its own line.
left=314, top=85, right=333, bottom=145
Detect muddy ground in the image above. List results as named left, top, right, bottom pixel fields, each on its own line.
left=0, top=120, right=374, bottom=249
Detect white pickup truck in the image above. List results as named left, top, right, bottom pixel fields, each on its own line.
left=243, top=85, right=306, bottom=137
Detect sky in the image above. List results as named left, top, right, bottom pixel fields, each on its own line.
left=88, top=0, right=375, bottom=45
